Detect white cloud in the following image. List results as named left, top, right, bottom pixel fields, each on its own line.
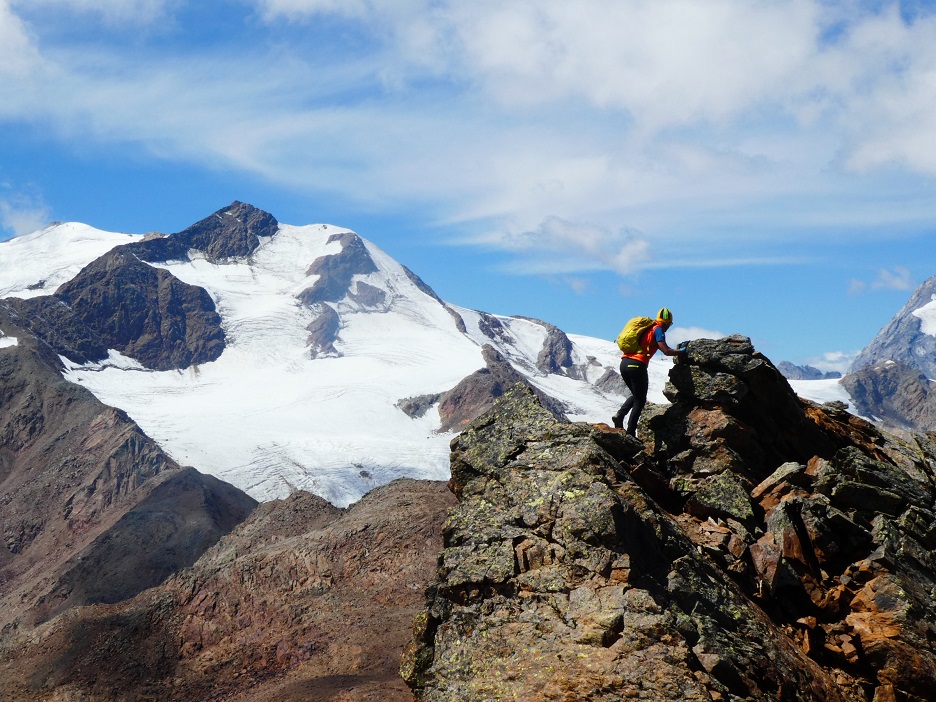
left=472, top=216, right=650, bottom=277
left=253, top=0, right=371, bottom=21
left=871, top=265, right=915, bottom=291
left=3, top=0, right=936, bottom=277
left=12, top=0, right=176, bottom=25
left=667, top=326, right=727, bottom=346
left=0, top=0, right=40, bottom=75
left=0, top=192, right=51, bottom=237
left=848, top=278, right=867, bottom=295
left=849, top=265, right=915, bottom=294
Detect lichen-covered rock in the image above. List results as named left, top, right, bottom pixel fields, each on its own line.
left=405, top=384, right=858, bottom=701
left=407, top=335, right=936, bottom=702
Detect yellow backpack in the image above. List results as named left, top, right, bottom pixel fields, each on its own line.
left=616, top=316, right=655, bottom=353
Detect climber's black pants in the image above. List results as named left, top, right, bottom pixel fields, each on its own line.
left=616, top=360, right=648, bottom=435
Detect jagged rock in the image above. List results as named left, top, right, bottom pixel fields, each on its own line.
left=51, top=248, right=225, bottom=370
left=404, top=384, right=858, bottom=701
left=306, top=302, right=341, bottom=358
left=684, top=470, right=755, bottom=524
left=397, top=393, right=441, bottom=419
left=348, top=280, right=387, bottom=308
left=401, top=264, right=444, bottom=303
left=514, top=316, right=574, bottom=375
left=407, top=335, right=936, bottom=701
left=842, top=362, right=936, bottom=432
left=128, top=200, right=279, bottom=263
left=299, top=231, right=379, bottom=306
left=435, top=345, right=567, bottom=432
left=851, top=274, right=936, bottom=380
left=476, top=311, right=511, bottom=343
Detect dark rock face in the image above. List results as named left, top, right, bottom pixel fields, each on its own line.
left=0, top=311, right=256, bottom=633
left=842, top=362, right=936, bottom=432
left=52, top=248, right=225, bottom=370
left=435, top=345, right=567, bottom=433
left=0, top=202, right=281, bottom=371
left=405, top=336, right=936, bottom=701
left=846, top=275, right=936, bottom=431
left=521, top=316, right=575, bottom=375
left=401, top=264, right=444, bottom=304
left=306, top=303, right=341, bottom=358
left=476, top=312, right=511, bottom=343
left=299, top=232, right=379, bottom=306
left=128, top=200, right=279, bottom=263
left=851, top=274, right=936, bottom=379
left=0, top=479, right=454, bottom=702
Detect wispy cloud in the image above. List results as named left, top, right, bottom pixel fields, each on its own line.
left=872, top=265, right=916, bottom=291
left=850, top=265, right=916, bottom=294
left=2, top=0, right=936, bottom=276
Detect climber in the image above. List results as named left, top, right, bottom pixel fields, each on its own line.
left=612, top=307, right=682, bottom=436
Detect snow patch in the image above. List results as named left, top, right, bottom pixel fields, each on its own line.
left=789, top=377, right=853, bottom=407
left=0, top=223, right=142, bottom=298
left=0, top=335, right=18, bottom=349
left=912, top=297, right=936, bottom=337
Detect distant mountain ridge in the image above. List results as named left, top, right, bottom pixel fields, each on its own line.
left=0, top=202, right=638, bottom=506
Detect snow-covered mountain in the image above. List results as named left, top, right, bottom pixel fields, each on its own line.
left=839, top=274, right=936, bottom=431
left=851, top=274, right=936, bottom=378
left=2, top=202, right=680, bottom=505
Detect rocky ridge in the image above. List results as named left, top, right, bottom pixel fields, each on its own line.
left=0, top=201, right=279, bottom=372
left=0, top=304, right=256, bottom=636
left=404, top=336, right=936, bottom=701
left=777, top=361, right=842, bottom=381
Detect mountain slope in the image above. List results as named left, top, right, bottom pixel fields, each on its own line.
left=0, top=479, right=454, bottom=702
left=843, top=274, right=936, bottom=431
left=2, top=202, right=641, bottom=506
left=0, top=303, right=256, bottom=633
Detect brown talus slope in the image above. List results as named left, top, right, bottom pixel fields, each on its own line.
left=405, top=335, right=936, bottom=701
left=0, top=479, right=455, bottom=702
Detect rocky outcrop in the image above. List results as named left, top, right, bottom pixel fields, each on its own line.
left=0, top=309, right=255, bottom=633
left=306, top=302, right=341, bottom=358
left=299, top=232, right=379, bottom=306
left=0, top=202, right=281, bottom=371
left=520, top=316, right=575, bottom=375
left=0, top=479, right=455, bottom=702
left=434, top=345, right=567, bottom=432
left=127, top=200, right=279, bottom=263
left=842, top=362, right=936, bottom=432
left=404, top=335, right=936, bottom=701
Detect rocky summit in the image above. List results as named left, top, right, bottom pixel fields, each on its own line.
left=404, top=335, right=936, bottom=702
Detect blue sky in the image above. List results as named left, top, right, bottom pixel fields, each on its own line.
left=2, top=0, right=936, bottom=371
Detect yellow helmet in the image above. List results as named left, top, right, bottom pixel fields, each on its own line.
left=657, top=307, right=673, bottom=324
